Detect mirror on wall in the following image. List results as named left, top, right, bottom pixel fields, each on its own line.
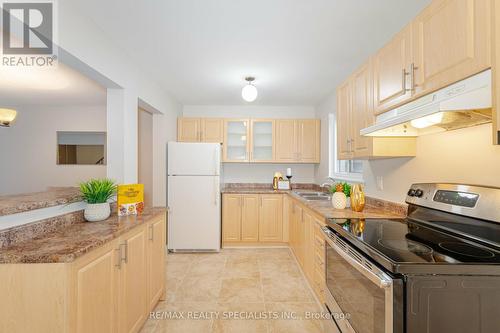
left=57, top=131, right=106, bottom=165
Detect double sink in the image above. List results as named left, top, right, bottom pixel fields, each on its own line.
left=294, top=191, right=331, bottom=201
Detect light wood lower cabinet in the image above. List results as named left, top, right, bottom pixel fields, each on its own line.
left=222, top=193, right=284, bottom=245
left=147, top=217, right=166, bottom=311
left=0, top=215, right=166, bottom=333
left=242, top=195, right=260, bottom=242
left=259, top=195, right=283, bottom=242
left=288, top=198, right=326, bottom=303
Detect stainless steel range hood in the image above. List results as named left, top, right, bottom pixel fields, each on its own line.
left=361, top=70, right=492, bottom=137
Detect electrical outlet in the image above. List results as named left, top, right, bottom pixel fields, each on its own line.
left=376, top=176, right=384, bottom=191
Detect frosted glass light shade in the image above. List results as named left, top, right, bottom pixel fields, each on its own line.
left=0, top=108, right=17, bottom=127
left=242, top=84, right=258, bottom=102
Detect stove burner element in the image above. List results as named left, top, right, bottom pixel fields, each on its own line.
left=438, top=242, right=495, bottom=258
left=378, top=239, right=433, bottom=254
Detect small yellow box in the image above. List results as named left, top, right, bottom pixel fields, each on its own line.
left=117, top=184, right=144, bottom=216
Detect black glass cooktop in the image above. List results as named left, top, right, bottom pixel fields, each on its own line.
left=326, top=217, right=500, bottom=266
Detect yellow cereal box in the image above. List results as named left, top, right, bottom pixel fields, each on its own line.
left=117, top=184, right=144, bottom=216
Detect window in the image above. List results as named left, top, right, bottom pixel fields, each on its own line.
left=328, top=113, right=364, bottom=182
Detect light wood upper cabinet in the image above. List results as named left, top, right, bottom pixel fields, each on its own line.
left=222, top=194, right=242, bottom=242
left=178, top=118, right=223, bottom=143
left=275, top=119, right=297, bottom=162
left=297, top=120, right=320, bottom=163
left=373, top=24, right=413, bottom=114
left=75, top=243, right=119, bottom=333
left=177, top=118, right=201, bottom=142
left=241, top=194, right=259, bottom=242
left=336, top=80, right=353, bottom=160
left=250, top=119, right=275, bottom=162
left=147, top=217, right=166, bottom=311
left=201, top=118, right=224, bottom=143
left=119, top=226, right=148, bottom=333
left=275, top=119, right=320, bottom=163
left=352, top=62, right=375, bottom=157
left=337, top=60, right=417, bottom=160
left=259, top=194, right=283, bottom=242
left=223, top=119, right=250, bottom=162
left=413, top=0, right=491, bottom=95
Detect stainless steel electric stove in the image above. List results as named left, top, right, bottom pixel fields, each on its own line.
left=322, top=183, right=500, bottom=333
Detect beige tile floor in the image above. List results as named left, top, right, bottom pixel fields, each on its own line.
left=140, top=248, right=333, bottom=333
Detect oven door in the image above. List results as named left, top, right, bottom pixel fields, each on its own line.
left=323, top=227, right=395, bottom=333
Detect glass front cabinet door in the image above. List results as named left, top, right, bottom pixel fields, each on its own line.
left=223, top=119, right=250, bottom=162
left=250, top=119, right=275, bottom=162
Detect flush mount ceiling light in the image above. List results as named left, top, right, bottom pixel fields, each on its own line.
left=0, top=108, right=17, bottom=127
left=241, top=77, right=258, bottom=102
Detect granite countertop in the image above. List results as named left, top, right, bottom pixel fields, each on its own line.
left=0, top=207, right=166, bottom=264
left=222, top=187, right=406, bottom=220
left=0, top=187, right=82, bottom=217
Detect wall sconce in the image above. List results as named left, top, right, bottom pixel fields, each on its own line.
left=0, top=108, right=17, bottom=127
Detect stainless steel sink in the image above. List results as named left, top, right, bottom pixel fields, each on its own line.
left=295, top=191, right=327, bottom=196
left=301, top=195, right=331, bottom=201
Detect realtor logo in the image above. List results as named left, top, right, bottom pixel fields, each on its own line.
left=1, top=0, right=57, bottom=67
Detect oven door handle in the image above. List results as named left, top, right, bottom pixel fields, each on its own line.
left=325, top=234, right=393, bottom=289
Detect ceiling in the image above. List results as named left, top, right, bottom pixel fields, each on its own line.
left=70, top=0, right=431, bottom=106
left=0, top=63, right=106, bottom=106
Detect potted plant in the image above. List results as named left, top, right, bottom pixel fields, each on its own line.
left=79, top=178, right=117, bottom=222
left=329, top=182, right=352, bottom=209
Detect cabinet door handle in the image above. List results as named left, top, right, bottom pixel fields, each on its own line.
left=402, top=68, right=409, bottom=92
left=115, top=248, right=122, bottom=269
left=121, top=241, right=128, bottom=263
left=149, top=224, right=154, bottom=241
left=410, top=63, right=418, bottom=92
left=260, top=196, right=263, bottom=207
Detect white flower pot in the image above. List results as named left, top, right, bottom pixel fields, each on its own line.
left=84, top=202, right=111, bottom=222
left=331, top=192, right=347, bottom=210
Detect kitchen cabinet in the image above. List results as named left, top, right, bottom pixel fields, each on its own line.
left=118, top=226, right=147, bottom=333
left=177, top=118, right=201, bottom=142
left=373, top=24, right=414, bottom=114
left=258, top=194, right=283, bottom=242
left=250, top=119, right=275, bottom=162
left=201, top=118, right=224, bottom=143
left=223, top=119, right=250, bottom=162
left=0, top=215, right=166, bottom=333
left=275, top=119, right=320, bottom=163
left=241, top=195, right=260, bottom=242
left=297, top=120, right=321, bottom=163
left=275, top=119, right=297, bottom=162
left=222, top=194, right=242, bottom=242
left=494, top=0, right=500, bottom=145
left=413, top=0, right=491, bottom=97
left=336, top=80, right=354, bottom=160
left=287, top=198, right=326, bottom=303
left=337, top=61, right=417, bottom=160
left=177, top=118, right=223, bottom=143
left=147, top=217, right=166, bottom=311
left=222, top=193, right=284, bottom=245
left=74, top=241, right=119, bottom=333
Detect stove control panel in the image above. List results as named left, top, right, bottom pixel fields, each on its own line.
left=433, top=190, right=479, bottom=208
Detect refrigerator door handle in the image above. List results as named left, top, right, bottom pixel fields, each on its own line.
left=214, top=147, right=219, bottom=175
left=214, top=177, right=218, bottom=206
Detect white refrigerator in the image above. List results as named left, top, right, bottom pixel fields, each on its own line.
left=167, top=142, right=221, bottom=252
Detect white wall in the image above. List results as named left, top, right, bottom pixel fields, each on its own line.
left=363, top=123, right=500, bottom=203
left=138, top=109, right=153, bottom=206
left=0, top=105, right=106, bottom=195
left=314, top=94, right=336, bottom=183
left=58, top=1, right=181, bottom=187
left=183, top=105, right=317, bottom=184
